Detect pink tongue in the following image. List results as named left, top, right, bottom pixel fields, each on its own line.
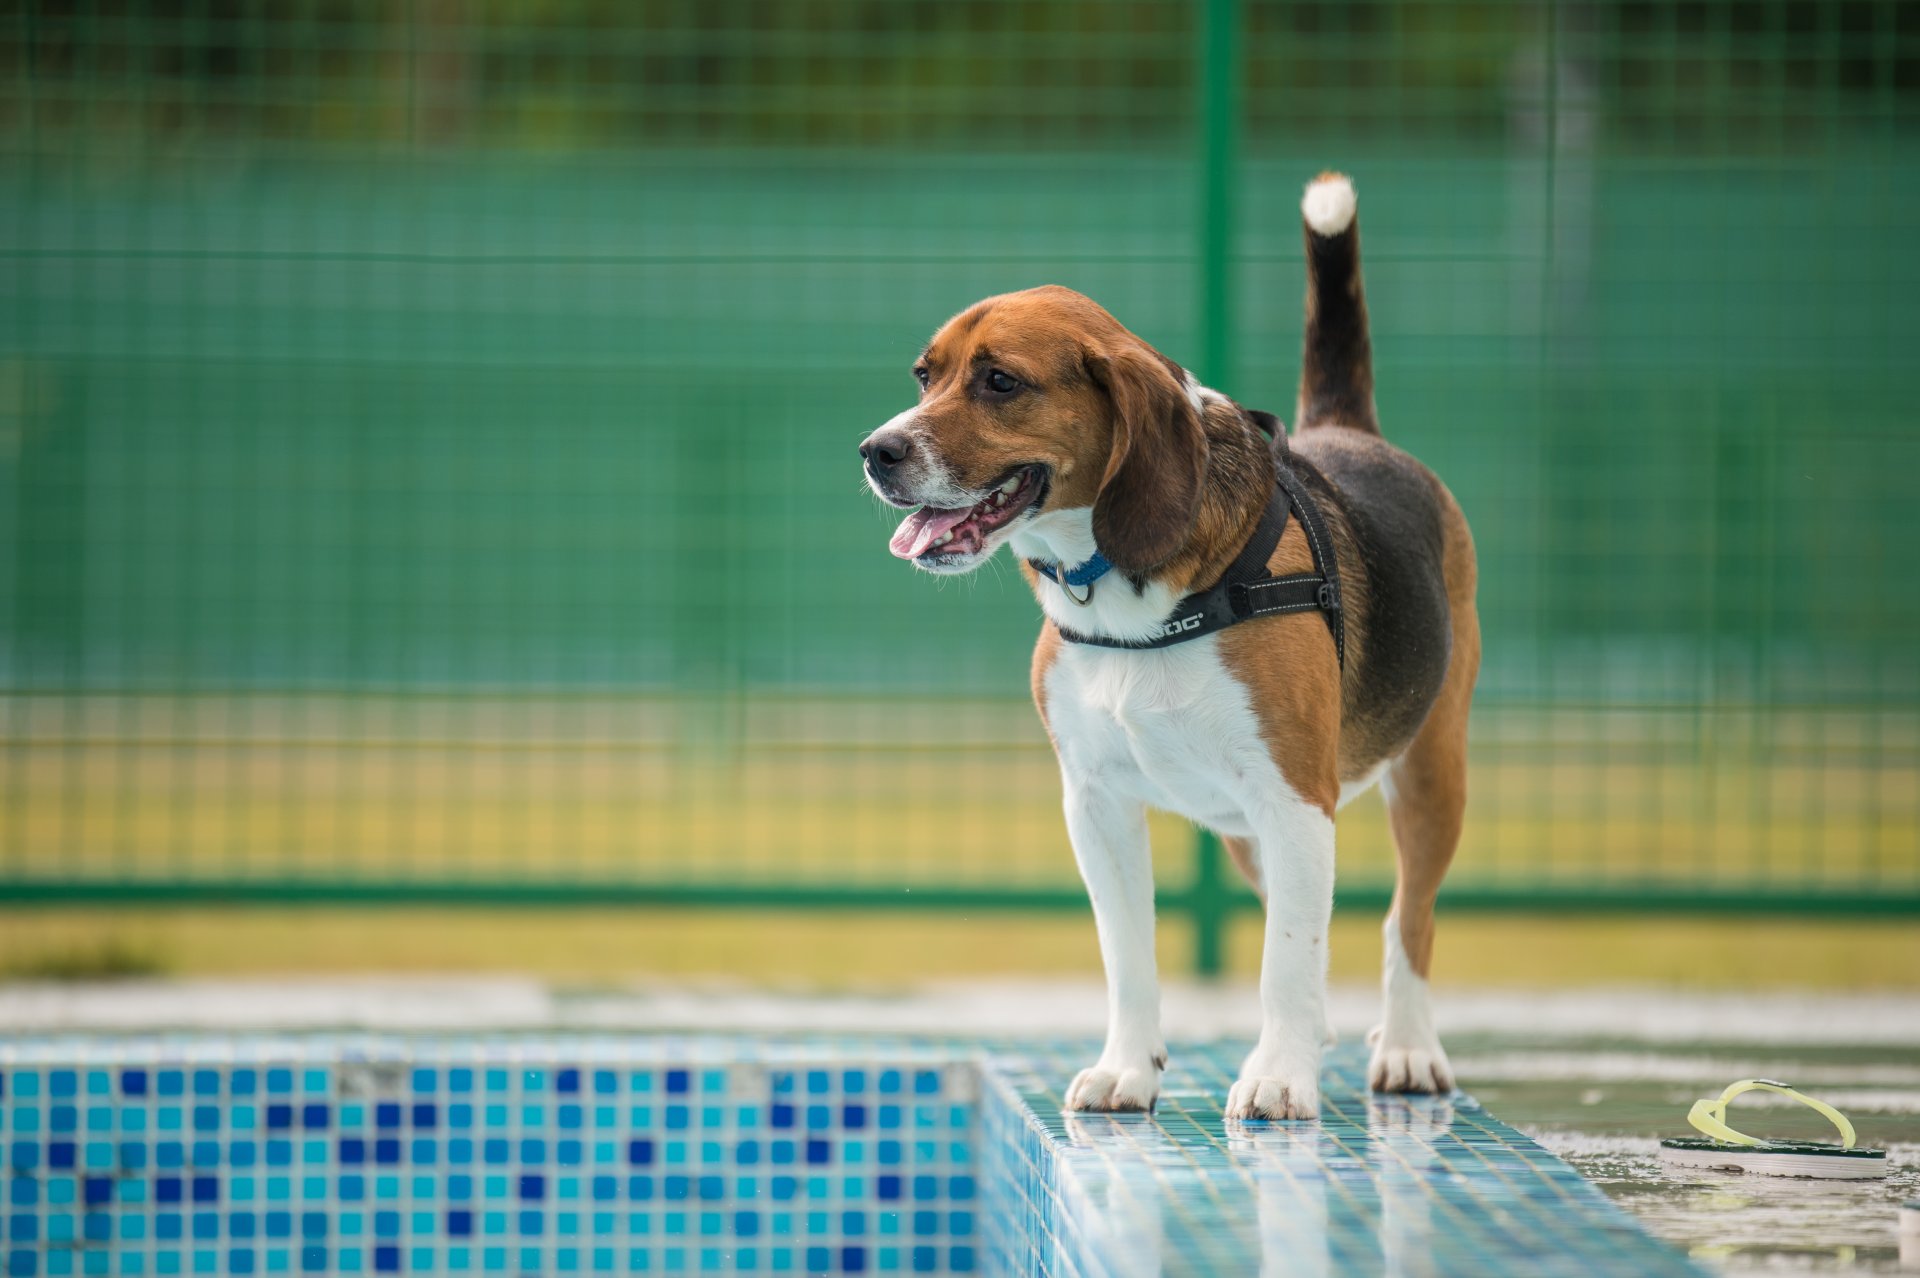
left=889, top=505, right=975, bottom=559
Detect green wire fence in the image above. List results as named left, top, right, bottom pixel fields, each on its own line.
left=2, top=1, right=1916, bottom=973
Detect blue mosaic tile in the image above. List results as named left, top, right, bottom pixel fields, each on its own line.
left=2, top=1041, right=971, bottom=1277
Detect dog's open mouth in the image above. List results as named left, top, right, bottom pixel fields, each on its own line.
left=887, top=465, right=1047, bottom=563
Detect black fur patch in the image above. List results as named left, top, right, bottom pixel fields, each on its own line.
left=1291, top=434, right=1451, bottom=753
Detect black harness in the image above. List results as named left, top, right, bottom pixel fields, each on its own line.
left=1034, top=424, right=1346, bottom=665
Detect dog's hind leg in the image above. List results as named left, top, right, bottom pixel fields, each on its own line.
left=1223, top=835, right=1264, bottom=900
left=1370, top=747, right=1462, bottom=1093
left=1370, top=506, right=1479, bottom=1094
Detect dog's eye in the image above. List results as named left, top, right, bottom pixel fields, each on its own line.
left=985, top=369, right=1020, bottom=395
left=913, top=366, right=930, bottom=389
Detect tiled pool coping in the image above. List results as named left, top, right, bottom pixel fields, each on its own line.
left=0, top=1035, right=1702, bottom=1276
left=985, top=1045, right=1705, bottom=1277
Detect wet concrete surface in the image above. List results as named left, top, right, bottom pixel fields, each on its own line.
left=1459, top=1038, right=1920, bottom=1274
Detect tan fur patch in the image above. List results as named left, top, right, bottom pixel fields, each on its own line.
left=1223, top=835, right=1263, bottom=900
left=1217, top=516, right=1344, bottom=817
left=1029, top=620, right=1063, bottom=740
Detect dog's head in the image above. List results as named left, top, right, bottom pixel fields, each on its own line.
left=861, top=285, right=1209, bottom=578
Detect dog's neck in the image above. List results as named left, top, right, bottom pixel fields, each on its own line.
left=1012, top=391, right=1276, bottom=643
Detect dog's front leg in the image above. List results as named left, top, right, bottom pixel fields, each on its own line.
left=1226, top=800, right=1335, bottom=1121
left=1061, top=779, right=1166, bottom=1113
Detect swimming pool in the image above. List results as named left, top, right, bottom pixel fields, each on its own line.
left=0, top=1035, right=1696, bottom=1276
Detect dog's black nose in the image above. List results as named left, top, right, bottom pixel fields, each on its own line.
left=860, top=430, right=912, bottom=475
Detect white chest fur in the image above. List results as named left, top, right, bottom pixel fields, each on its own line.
left=1042, top=636, right=1299, bottom=838
left=1009, top=507, right=1184, bottom=644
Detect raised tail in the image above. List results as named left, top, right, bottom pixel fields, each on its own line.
left=1295, top=171, right=1380, bottom=435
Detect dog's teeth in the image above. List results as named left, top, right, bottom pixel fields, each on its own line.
left=999, top=476, right=1021, bottom=495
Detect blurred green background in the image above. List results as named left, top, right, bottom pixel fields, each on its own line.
left=1, top=0, right=1915, bottom=981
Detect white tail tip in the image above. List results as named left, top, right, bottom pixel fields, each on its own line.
left=1302, top=172, right=1356, bottom=237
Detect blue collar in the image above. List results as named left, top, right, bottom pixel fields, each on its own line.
left=1029, top=553, right=1113, bottom=589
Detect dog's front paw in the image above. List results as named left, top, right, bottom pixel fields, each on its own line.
left=1225, top=1043, right=1320, bottom=1121
left=1224, top=1072, right=1320, bottom=1121
left=1365, top=1024, right=1455, bottom=1094
left=1064, top=1057, right=1162, bottom=1114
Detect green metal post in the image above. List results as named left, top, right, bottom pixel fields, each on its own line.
left=1191, top=0, right=1242, bottom=979
left=1189, top=830, right=1232, bottom=978
left=1197, top=0, right=1241, bottom=391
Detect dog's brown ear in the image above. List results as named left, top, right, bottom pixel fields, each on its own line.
left=1085, top=346, right=1209, bottom=576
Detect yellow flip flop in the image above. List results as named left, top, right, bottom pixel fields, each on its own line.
left=1659, top=1078, right=1887, bottom=1179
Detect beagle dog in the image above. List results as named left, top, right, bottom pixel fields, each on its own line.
left=860, top=174, right=1478, bottom=1120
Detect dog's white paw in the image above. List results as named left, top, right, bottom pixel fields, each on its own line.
left=1224, top=1072, right=1320, bottom=1121
left=1366, top=1025, right=1455, bottom=1094
left=1225, top=1041, right=1321, bottom=1121
left=1064, top=1056, right=1163, bottom=1113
